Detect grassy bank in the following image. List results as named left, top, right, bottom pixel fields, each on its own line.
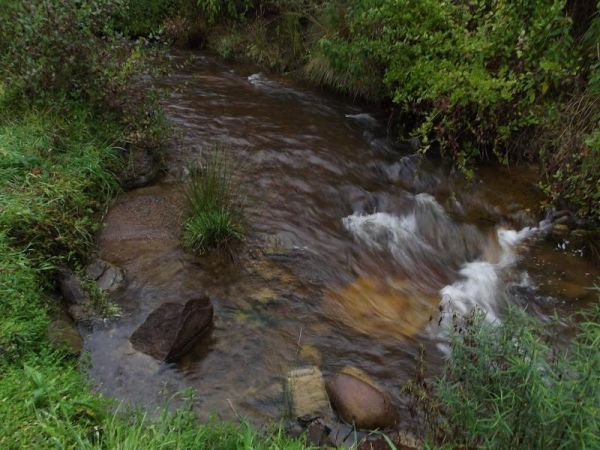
left=0, top=1, right=305, bottom=448
left=418, top=305, right=600, bottom=448
left=0, top=104, right=306, bottom=448
left=125, top=0, right=600, bottom=224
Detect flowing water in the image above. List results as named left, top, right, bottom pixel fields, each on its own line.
left=85, top=50, right=600, bottom=424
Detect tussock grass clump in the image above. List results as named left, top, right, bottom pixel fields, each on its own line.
left=183, top=148, right=245, bottom=255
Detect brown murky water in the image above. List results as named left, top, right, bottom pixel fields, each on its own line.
left=85, top=50, right=600, bottom=424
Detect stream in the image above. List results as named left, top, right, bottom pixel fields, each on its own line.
left=85, top=50, right=600, bottom=425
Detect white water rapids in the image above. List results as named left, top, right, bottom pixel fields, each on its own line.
left=343, top=193, right=553, bottom=343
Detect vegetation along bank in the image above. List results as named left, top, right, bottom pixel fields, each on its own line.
left=124, top=0, right=600, bottom=224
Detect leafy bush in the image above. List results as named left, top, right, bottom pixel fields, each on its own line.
left=0, top=0, right=122, bottom=103
left=119, top=0, right=176, bottom=36
left=417, top=304, right=600, bottom=449
left=197, top=0, right=253, bottom=23
left=313, top=0, right=577, bottom=169
left=182, top=148, right=245, bottom=254
left=0, top=0, right=167, bottom=155
left=539, top=89, right=600, bottom=220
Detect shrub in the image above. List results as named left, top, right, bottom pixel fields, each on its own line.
left=539, top=89, right=600, bottom=221
left=182, top=148, right=245, bottom=255
left=313, top=0, right=577, bottom=170
left=118, top=0, right=175, bottom=37
left=420, top=303, right=600, bottom=449
left=0, top=0, right=167, bottom=156
left=0, top=0, right=123, bottom=103
left=116, top=0, right=202, bottom=39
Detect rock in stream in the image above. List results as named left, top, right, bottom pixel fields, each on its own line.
left=130, top=296, right=213, bottom=361
left=85, top=259, right=126, bottom=293
left=327, top=367, right=400, bottom=429
left=287, top=366, right=333, bottom=421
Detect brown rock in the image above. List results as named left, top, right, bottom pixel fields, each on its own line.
left=327, top=367, right=399, bottom=429
left=130, top=296, right=213, bottom=361
left=48, top=312, right=83, bottom=356
left=119, top=148, right=160, bottom=189
left=66, top=304, right=88, bottom=323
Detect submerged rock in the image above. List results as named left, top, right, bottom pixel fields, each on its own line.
left=287, top=366, right=333, bottom=421
left=327, top=367, right=399, bottom=429
left=299, top=344, right=322, bottom=366
left=85, top=259, right=125, bottom=293
left=48, top=311, right=83, bottom=356
left=130, top=296, right=213, bottom=361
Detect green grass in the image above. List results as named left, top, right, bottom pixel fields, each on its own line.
left=0, top=103, right=120, bottom=266
left=413, top=303, right=600, bottom=449
left=182, top=148, right=245, bottom=254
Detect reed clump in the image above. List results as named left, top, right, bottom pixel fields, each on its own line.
left=182, top=147, right=245, bottom=255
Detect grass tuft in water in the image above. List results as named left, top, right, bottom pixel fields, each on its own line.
left=182, top=147, right=245, bottom=255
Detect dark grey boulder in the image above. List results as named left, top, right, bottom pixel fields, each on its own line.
left=130, top=296, right=213, bottom=361
left=119, top=148, right=161, bottom=189
left=85, top=259, right=125, bottom=292
left=56, top=269, right=88, bottom=305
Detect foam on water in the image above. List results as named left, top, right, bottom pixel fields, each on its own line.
left=345, top=113, right=379, bottom=128
left=343, top=194, right=551, bottom=341
left=247, top=72, right=335, bottom=115
left=342, top=210, right=439, bottom=281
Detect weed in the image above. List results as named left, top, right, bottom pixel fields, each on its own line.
left=182, top=147, right=245, bottom=255
left=408, top=303, right=600, bottom=449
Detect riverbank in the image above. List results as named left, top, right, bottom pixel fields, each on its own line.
left=0, top=2, right=305, bottom=448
